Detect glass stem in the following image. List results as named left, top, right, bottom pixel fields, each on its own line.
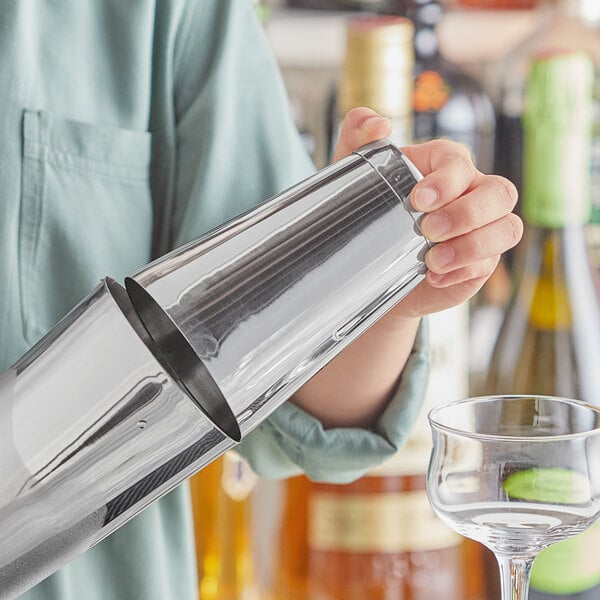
left=496, top=554, right=534, bottom=600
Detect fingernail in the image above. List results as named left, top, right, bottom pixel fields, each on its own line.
left=414, top=187, right=438, bottom=210
left=428, top=245, right=454, bottom=270
left=423, top=213, right=451, bottom=240
left=359, top=115, right=390, bottom=130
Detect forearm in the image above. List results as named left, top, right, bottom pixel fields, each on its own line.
left=290, top=312, right=421, bottom=429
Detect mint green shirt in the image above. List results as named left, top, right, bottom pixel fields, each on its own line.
left=1, top=1, right=428, bottom=598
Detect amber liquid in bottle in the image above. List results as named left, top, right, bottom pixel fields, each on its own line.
left=305, top=474, right=477, bottom=599
left=273, top=462, right=488, bottom=599
left=190, top=452, right=259, bottom=600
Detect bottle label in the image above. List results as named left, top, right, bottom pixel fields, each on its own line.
left=414, top=70, right=451, bottom=113
left=409, top=307, right=470, bottom=449
left=308, top=490, right=462, bottom=553
left=530, top=520, right=600, bottom=594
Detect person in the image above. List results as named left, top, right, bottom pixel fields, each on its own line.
left=0, top=1, right=521, bottom=599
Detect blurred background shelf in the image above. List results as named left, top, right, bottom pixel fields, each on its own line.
left=263, top=5, right=539, bottom=166
left=265, top=6, right=538, bottom=70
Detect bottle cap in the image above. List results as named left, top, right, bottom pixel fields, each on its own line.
left=339, top=16, right=414, bottom=118
left=522, top=50, right=594, bottom=227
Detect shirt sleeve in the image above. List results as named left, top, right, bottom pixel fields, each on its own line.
left=238, top=320, right=429, bottom=483
left=171, top=0, right=429, bottom=484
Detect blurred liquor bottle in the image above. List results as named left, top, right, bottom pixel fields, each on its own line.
left=492, top=0, right=600, bottom=270
left=325, top=1, right=495, bottom=177
left=269, top=309, right=487, bottom=600
left=267, top=16, right=486, bottom=599
left=380, top=0, right=507, bottom=440
left=397, top=0, right=496, bottom=173
left=480, top=49, right=600, bottom=600
left=190, top=452, right=260, bottom=600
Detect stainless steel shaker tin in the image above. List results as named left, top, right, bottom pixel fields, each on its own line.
left=0, top=139, right=428, bottom=598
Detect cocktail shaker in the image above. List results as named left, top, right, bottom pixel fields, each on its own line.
left=0, top=139, right=430, bottom=598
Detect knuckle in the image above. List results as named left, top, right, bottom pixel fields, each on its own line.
left=466, top=257, right=497, bottom=282
left=462, top=200, right=480, bottom=230
left=504, top=213, right=524, bottom=246
left=467, top=231, right=487, bottom=257
left=489, top=175, right=518, bottom=209
left=464, top=263, right=483, bottom=282
left=429, top=138, right=452, bottom=154
left=437, top=138, right=472, bottom=159
left=443, top=152, right=477, bottom=194
left=433, top=140, right=476, bottom=169
left=449, top=148, right=476, bottom=174
left=484, top=256, right=501, bottom=275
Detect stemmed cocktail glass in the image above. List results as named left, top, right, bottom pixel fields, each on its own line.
left=426, top=395, right=600, bottom=600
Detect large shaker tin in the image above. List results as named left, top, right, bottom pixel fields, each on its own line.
left=0, top=139, right=429, bottom=598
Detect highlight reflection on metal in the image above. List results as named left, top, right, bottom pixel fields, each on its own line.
left=130, top=140, right=429, bottom=437
left=0, top=139, right=428, bottom=599
left=0, top=280, right=235, bottom=599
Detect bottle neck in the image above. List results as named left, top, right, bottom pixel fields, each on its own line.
left=522, top=160, right=592, bottom=230
left=414, top=24, right=440, bottom=61
left=404, top=0, right=443, bottom=61
left=522, top=54, right=593, bottom=228
left=338, top=17, right=414, bottom=143
left=514, top=226, right=591, bottom=334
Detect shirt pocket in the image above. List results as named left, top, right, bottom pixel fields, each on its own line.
left=19, top=109, right=154, bottom=344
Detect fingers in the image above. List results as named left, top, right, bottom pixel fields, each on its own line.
left=402, top=140, right=480, bottom=212
left=399, top=138, right=522, bottom=293
left=427, top=256, right=500, bottom=287
left=419, top=175, right=519, bottom=243
left=425, top=213, right=523, bottom=282
left=331, top=122, right=523, bottom=304
left=333, top=107, right=392, bottom=162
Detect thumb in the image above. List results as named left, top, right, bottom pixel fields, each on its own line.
left=333, top=107, right=392, bottom=162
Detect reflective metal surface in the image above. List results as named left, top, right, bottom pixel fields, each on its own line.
left=0, top=139, right=428, bottom=598
left=131, top=140, right=429, bottom=437
left=0, top=280, right=236, bottom=599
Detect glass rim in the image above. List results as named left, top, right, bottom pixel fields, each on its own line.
left=428, top=394, right=600, bottom=442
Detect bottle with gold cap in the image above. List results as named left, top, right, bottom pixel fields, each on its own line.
left=278, top=15, right=485, bottom=600
left=327, top=15, right=415, bottom=156
left=273, top=23, right=484, bottom=596
left=401, top=0, right=495, bottom=173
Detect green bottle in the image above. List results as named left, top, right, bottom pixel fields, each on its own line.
left=483, top=51, right=600, bottom=598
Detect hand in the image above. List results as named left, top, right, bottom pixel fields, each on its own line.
left=334, top=107, right=523, bottom=319
left=291, top=108, right=522, bottom=430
